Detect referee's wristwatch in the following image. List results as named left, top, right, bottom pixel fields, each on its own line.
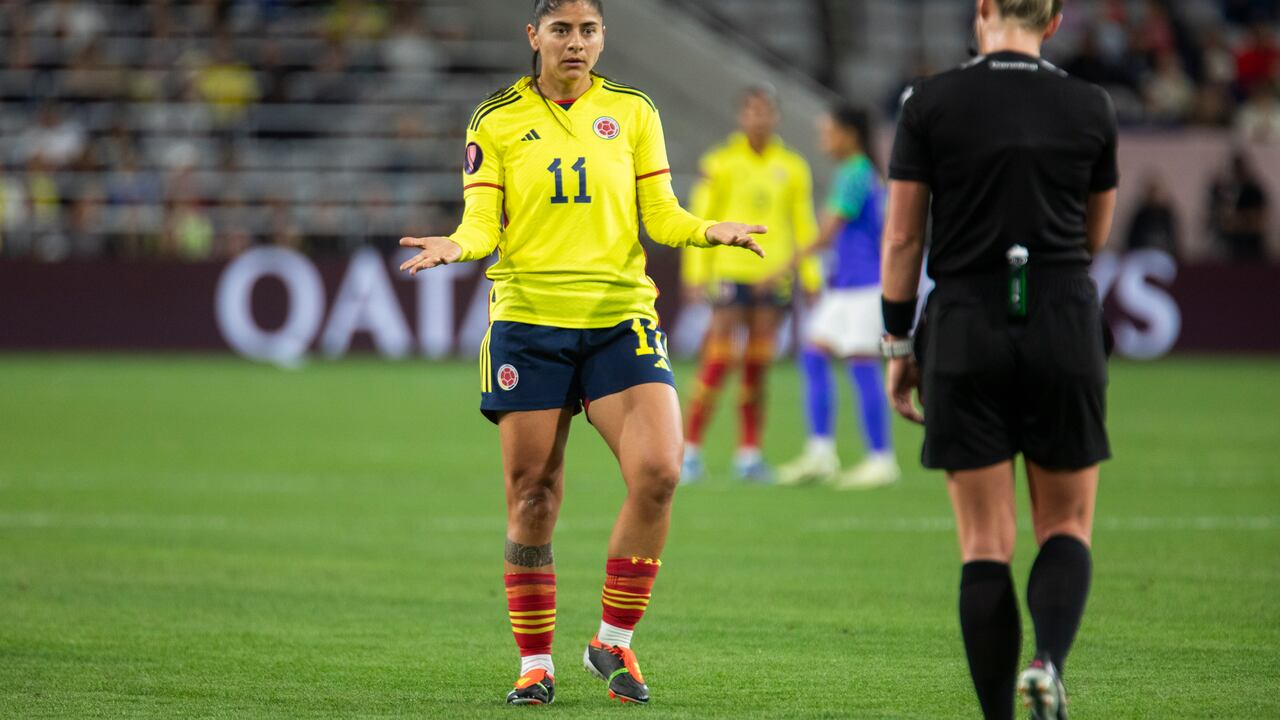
left=879, top=335, right=914, bottom=359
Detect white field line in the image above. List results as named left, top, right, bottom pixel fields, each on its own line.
left=0, top=513, right=1277, bottom=533
left=805, top=516, right=1280, bottom=533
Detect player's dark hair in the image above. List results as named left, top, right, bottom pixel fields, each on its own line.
left=529, top=0, right=604, bottom=132
left=532, top=0, right=603, bottom=28
left=740, top=83, right=779, bottom=110
left=831, top=104, right=880, bottom=175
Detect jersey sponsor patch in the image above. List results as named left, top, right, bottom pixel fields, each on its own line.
left=464, top=142, right=485, bottom=175
left=497, top=364, right=520, bottom=391
left=989, top=60, right=1040, bottom=72
left=594, top=116, right=620, bottom=140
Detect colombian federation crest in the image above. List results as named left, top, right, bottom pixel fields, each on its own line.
left=464, top=142, right=484, bottom=175
left=497, top=364, right=520, bottom=391
left=594, top=116, right=620, bottom=140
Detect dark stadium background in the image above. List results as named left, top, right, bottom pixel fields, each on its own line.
left=0, top=0, right=1277, bottom=359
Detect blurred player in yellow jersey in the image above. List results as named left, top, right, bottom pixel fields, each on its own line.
left=398, top=0, right=766, bottom=707
left=679, top=87, right=820, bottom=483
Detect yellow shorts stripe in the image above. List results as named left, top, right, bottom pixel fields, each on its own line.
left=508, top=609, right=556, bottom=618
left=480, top=327, right=493, bottom=392
left=511, top=624, right=556, bottom=635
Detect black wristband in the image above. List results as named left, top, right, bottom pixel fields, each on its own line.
left=882, top=296, right=917, bottom=337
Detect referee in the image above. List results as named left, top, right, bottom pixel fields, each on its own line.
left=879, top=1, right=1118, bottom=719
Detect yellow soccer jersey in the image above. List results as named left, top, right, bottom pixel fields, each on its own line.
left=682, top=133, right=821, bottom=291
left=448, top=75, right=717, bottom=329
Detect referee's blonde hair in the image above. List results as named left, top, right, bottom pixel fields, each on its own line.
left=994, top=0, right=1064, bottom=30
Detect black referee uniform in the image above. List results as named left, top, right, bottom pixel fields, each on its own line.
left=890, top=51, right=1119, bottom=472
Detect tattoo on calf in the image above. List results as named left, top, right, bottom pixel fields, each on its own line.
left=505, top=539, right=554, bottom=567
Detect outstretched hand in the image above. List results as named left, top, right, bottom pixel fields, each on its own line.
left=706, top=222, right=767, bottom=258
left=399, top=236, right=463, bottom=276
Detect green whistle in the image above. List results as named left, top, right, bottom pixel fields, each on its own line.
left=1007, top=245, right=1029, bottom=319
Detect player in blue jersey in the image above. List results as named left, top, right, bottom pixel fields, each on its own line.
left=777, top=105, right=901, bottom=489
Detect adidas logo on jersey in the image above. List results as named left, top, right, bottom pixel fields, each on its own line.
left=521, top=129, right=542, bottom=142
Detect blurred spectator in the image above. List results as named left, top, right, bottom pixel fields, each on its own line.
left=267, top=196, right=302, bottom=250
left=142, top=0, right=175, bottom=38
left=1094, top=0, right=1132, bottom=64
left=1201, top=28, right=1239, bottom=88
left=218, top=193, right=254, bottom=258
left=1126, top=175, right=1180, bottom=257
left=299, top=40, right=357, bottom=104
left=19, top=104, right=86, bottom=168
left=1, top=162, right=30, bottom=257
left=60, top=41, right=124, bottom=102
left=382, top=111, right=438, bottom=175
left=66, top=183, right=105, bottom=258
left=1134, top=1, right=1178, bottom=64
left=165, top=198, right=215, bottom=261
left=256, top=39, right=295, bottom=105
left=324, top=0, right=388, bottom=41
left=194, top=34, right=260, bottom=130
left=31, top=0, right=105, bottom=53
left=1209, top=152, right=1271, bottom=262
left=24, top=157, right=60, bottom=229
left=1236, top=23, right=1280, bottom=97
left=1145, top=50, right=1196, bottom=124
left=1194, top=28, right=1240, bottom=125
left=358, top=183, right=402, bottom=254
left=106, top=149, right=163, bottom=258
left=383, top=4, right=445, bottom=91
left=25, top=155, right=65, bottom=262
left=1065, top=25, right=1138, bottom=91
left=1064, top=25, right=1143, bottom=122
left=1225, top=0, right=1280, bottom=26
left=1236, top=83, right=1280, bottom=141
left=303, top=197, right=352, bottom=257
left=5, top=5, right=33, bottom=71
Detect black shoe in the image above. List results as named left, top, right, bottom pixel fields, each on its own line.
left=506, top=668, right=555, bottom=706
left=583, top=636, right=650, bottom=704
left=1017, top=653, right=1068, bottom=719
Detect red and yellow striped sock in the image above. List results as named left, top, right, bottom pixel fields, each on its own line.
left=686, top=341, right=733, bottom=446
left=739, top=340, right=773, bottom=450
left=506, top=573, right=555, bottom=663
left=599, top=557, right=660, bottom=645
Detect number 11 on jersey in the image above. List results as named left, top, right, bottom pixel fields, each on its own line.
left=548, top=157, right=591, bottom=205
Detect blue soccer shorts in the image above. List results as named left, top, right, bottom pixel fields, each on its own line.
left=478, top=318, right=676, bottom=424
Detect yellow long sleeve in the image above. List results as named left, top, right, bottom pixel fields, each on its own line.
left=449, top=187, right=503, bottom=263
left=638, top=175, right=715, bottom=249
left=635, top=110, right=715, bottom=249
left=449, top=120, right=504, bottom=263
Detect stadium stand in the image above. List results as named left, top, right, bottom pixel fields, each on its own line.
left=0, top=0, right=526, bottom=261
left=688, top=0, right=1280, bottom=132
left=1, top=0, right=1277, bottom=263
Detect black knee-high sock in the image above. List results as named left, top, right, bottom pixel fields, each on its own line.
left=959, top=561, right=1021, bottom=720
left=1027, top=534, right=1092, bottom=674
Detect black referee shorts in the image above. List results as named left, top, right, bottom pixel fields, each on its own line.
left=916, top=267, right=1111, bottom=472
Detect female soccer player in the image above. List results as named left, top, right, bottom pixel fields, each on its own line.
left=679, top=87, right=819, bottom=483
left=775, top=105, right=900, bottom=490
left=399, top=0, right=765, bottom=706
left=881, top=0, right=1118, bottom=717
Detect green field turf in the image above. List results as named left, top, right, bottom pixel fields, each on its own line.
left=1, top=355, right=1278, bottom=719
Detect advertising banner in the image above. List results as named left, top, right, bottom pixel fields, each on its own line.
left=2, top=247, right=1275, bottom=360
